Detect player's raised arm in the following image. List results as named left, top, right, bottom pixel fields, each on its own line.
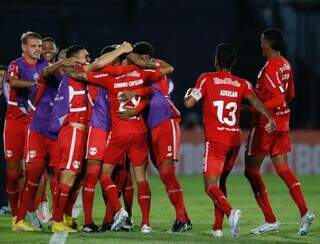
left=126, top=52, right=159, bottom=69
left=118, top=87, right=154, bottom=102
left=42, top=58, right=79, bottom=79
left=157, top=59, right=174, bottom=76
left=84, top=42, right=133, bottom=72
left=246, top=92, right=276, bottom=133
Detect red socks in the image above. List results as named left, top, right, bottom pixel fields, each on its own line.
left=123, top=173, right=134, bottom=217
left=83, top=164, right=101, bottom=225
left=6, top=169, right=21, bottom=217
left=244, top=164, right=277, bottom=223
left=52, top=183, right=72, bottom=222
left=100, top=177, right=122, bottom=213
left=159, top=164, right=187, bottom=223
left=137, top=181, right=151, bottom=226
left=206, top=184, right=232, bottom=216
left=274, top=163, right=308, bottom=217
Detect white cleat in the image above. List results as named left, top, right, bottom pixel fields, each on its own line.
left=111, top=208, right=128, bottom=231
left=37, top=201, right=51, bottom=224
left=26, top=211, right=43, bottom=231
left=250, top=221, right=279, bottom=235
left=141, top=224, right=152, bottom=234
left=209, top=229, right=223, bottom=237
left=228, top=209, right=241, bottom=237
left=298, top=211, right=315, bottom=236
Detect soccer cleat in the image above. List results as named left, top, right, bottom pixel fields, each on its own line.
left=141, top=224, right=152, bottom=234
left=171, top=219, right=188, bottom=232
left=82, top=223, right=100, bottom=233
left=209, top=229, right=223, bottom=237
left=52, top=221, right=78, bottom=233
left=64, top=215, right=82, bottom=231
left=298, top=211, right=315, bottom=236
left=37, top=201, right=51, bottom=224
left=111, top=208, right=128, bottom=231
left=16, top=220, right=40, bottom=232
left=250, top=221, right=279, bottom=235
left=228, top=209, right=241, bottom=237
left=11, top=216, right=17, bottom=231
left=26, top=211, right=43, bottom=231
left=185, top=220, right=193, bottom=231
left=121, top=216, right=134, bottom=231
left=99, top=223, right=112, bottom=232
left=0, top=206, right=11, bottom=216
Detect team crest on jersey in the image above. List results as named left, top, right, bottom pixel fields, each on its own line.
left=89, top=147, right=97, bottom=156
left=6, top=150, right=13, bottom=158
left=29, top=150, right=37, bottom=159
left=33, top=72, right=39, bottom=81
left=72, top=160, right=81, bottom=169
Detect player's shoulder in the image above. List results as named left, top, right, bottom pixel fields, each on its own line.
left=230, top=73, right=252, bottom=89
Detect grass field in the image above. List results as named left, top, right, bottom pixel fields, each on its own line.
left=0, top=174, right=319, bottom=243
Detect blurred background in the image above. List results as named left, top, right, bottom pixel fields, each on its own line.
left=1, top=0, right=319, bottom=174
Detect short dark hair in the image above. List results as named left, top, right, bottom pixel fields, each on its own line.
left=42, top=37, right=56, bottom=43
left=100, top=45, right=117, bottom=56
left=66, top=45, right=86, bottom=58
left=262, top=28, right=284, bottom=51
left=133, top=41, right=154, bottom=56
left=215, top=43, right=236, bottom=69
left=21, top=31, right=42, bottom=44
left=0, top=64, right=7, bottom=71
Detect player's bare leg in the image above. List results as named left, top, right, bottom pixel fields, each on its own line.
left=100, top=163, right=128, bottom=231
left=81, top=160, right=102, bottom=232
left=158, top=159, right=190, bottom=232
left=244, top=155, right=279, bottom=234
left=204, top=175, right=241, bottom=238
left=272, top=154, right=314, bottom=235
left=6, top=161, right=23, bottom=231
left=133, top=160, right=152, bottom=233
left=51, top=169, right=78, bottom=232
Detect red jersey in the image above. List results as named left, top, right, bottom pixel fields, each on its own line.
left=87, top=68, right=160, bottom=134
left=253, top=56, right=294, bottom=131
left=195, top=71, right=254, bottom=146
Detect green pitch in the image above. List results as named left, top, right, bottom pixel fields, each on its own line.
left=0, top=175, right=319, bottom=243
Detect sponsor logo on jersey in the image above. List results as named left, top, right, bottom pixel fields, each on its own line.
left=214, top=77, right=240, bottom=87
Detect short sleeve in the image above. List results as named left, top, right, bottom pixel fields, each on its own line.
left=194, top=73, right=208, bottom=98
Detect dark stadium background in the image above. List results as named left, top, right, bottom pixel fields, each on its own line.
left=1, top=0, right=319, bottom=129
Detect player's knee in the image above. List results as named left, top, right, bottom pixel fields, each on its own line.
left=159, top=163, right=175, bottom=183
left=7, top=168, right=22, bottom=181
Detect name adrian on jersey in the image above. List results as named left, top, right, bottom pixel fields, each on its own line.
left=220, top=90, right=238, bottom=97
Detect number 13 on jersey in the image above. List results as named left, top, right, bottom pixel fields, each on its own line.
left=213, top=100, right=237, bottom=126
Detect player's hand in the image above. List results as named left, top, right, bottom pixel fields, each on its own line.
left=117, top=108, right=138, bottom=120
left=265, top=118, right=276, bottom=133
left=119, top=41, right=133, bottom=54
left=63, top=58, right=80, bottom=68
left=118, top=90, right=136, bottom=102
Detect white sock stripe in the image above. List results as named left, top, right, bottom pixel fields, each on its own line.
left=125, top=186, right=133, bottom=190
left=27, top=180, right=39, bottom=187
left=139, top=195, right=151, bottom=199
left=84, top=187, right=95, bottom=192
left=7, top=189, right=19, bottom=194
left=106, top=184, right=116, bottom=191
left=290, top=182, right=301, bottom=188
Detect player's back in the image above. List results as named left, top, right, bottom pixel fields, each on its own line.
left=197, top=71, right=253, bottom=146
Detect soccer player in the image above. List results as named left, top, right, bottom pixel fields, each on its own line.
left=50, top=43, right=134, bottom=232
left=3, top=31, right=49, bottom=230
left=64, top=54, right=173, bottom=233
left=184, top=43, right=276, bottom=237
left=15, top=56, right=78, bottom=231
left=119, top=41, right=191, bottom=232
left=244, top=28, right=314, bottom=235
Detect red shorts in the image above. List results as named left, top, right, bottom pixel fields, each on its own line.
left=203, top=141, right=240, bottom=177
left=58, top=125, right=87, bottom=173
left=246, top=127, right=292, bottom=157
left=3, top=118, right=28, bottom=162
left=150, top=118, right=180, bottom=167
left=104, top=132, right=148, bottom=167
left=25, top=129, right=60, bottom=167
left=85, top=126, right=109, bottom=161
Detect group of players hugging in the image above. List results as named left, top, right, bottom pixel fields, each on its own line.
left=1, top=27, right=314, bottom=237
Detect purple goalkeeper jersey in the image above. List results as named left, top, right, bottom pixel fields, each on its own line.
left=145, top=83, right=173, bottom=129
left=89, top=87, right=111, bottom=132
